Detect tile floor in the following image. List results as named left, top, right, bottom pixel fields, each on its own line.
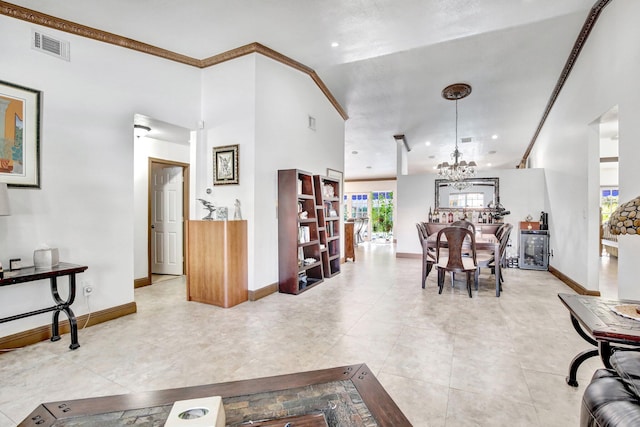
left=0, top=244, right=607, bottom=426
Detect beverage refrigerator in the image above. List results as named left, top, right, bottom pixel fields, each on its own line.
left=519, top=229, right=549, bottom=270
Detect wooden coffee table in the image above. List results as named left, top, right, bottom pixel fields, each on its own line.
left=558, top=293, right=640, bottom=387
left=20, top=364, right=411, bottom=426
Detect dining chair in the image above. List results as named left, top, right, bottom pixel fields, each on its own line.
left=416, top=222, right=436, bottom=289
left=475, top=223, right=505, bottom=272
left=452, top=219, right=476, bottom=234
left=435, top=226, right=478, bottom=298
left=475, top=223, right=513, bottom=290
left=452, top=219, right=476, bottom=257
left=496, top=223, right=514, bottom=278
left=479, top=223, right=501, bottom=237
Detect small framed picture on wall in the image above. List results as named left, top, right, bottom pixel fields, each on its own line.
left=213, top=144, right=239, bottom=185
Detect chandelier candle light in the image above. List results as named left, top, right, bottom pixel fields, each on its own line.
left=437, top=83, right=477, bottom=191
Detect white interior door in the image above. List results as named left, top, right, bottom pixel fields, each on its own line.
left=152, top=164, right=184, bottom=275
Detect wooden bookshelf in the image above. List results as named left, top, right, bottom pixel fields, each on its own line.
left=314, top=175, right=341, bottom=277
left=278, top=169, right=324, bottom=294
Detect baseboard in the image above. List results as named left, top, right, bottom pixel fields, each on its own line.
left=548, top=266, right=601, bottom=296
left=249, top=282, right=278, bottom=301
left=395, top=252, right=421, bottom=259
left=0, top=302, right=137, bottom=351
left=134, top=277, right=151, bottom=288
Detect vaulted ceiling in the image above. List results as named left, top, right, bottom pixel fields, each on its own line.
left=3, top=0, right=603, bottom=180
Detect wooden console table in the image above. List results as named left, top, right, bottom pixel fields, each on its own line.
left=186, top=220, right=248, bottom=308
left=20, top=363, right=410, bottom=426
left=0, top=262, right=88, bottom=350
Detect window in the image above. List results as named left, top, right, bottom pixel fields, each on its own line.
left=449, top=192, right=483, bottom=208
left=601, top=188, right=619, bottom=224
left=371, top=191, right=393, bottom=239
left=351, top=194, right=368, bottom=218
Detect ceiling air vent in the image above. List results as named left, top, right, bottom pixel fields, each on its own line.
left=32, top=30, right=70, bottom=61
left=460, top=137, right=473, bottom=143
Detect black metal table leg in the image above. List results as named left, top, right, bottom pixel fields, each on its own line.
left=571, top=315, right=598, bottom=346
left=49, top=274, right=80, bottom=350
left=566, top=314, right=599, bottom=386
left=566, top=348, right=599, bottom=387
left=0, top=263, right=87, bottom=351
left=599, top=341, right=613, bottom=369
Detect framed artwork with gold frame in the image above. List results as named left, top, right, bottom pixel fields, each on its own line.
left=213, top=144, right=239, bottom=185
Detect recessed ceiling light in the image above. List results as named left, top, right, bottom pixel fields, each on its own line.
left=331, top=42, right=339, bottom=48
left=492, top=134, right=499, bottom=140
left=352, top=151, right=358, bottom=155
left=425, top=141, right=431, bottom=146
left=487, top=163, right=492, bottom=167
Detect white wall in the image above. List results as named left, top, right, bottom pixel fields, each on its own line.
left=253, top=55, right=345, bottom=290
left=0, top=17, right=200, bottom=336
left=529, top=0, right=640, bottom=295
left=345, top=179, right=397, bottom=194
left=396, top=169, right=545, bottom=256
left=200, top=54, right=257, bottom=289
left=600, top=164, right=618, bottom=187
left=199, top=54, right=345, bottom=291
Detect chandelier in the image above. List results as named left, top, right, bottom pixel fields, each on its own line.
left=437, top=83, right=477, bottom=191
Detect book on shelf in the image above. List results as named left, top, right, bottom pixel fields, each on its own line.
left=327, top=221, right=334, bottom=237
left=298, top=225, right=310, bottom=243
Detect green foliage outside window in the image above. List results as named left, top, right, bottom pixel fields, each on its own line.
left=601, top=195, right=618, bottom=224
left=372, top=193, right=393, bottom=235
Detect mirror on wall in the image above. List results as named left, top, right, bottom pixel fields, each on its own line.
left=435, top=178, right=499, bottom=211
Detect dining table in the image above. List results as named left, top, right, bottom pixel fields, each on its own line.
left=426, top=231, right=502, bottom=297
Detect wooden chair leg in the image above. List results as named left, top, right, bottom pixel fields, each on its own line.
left=474, top=269, right=479, bottom=290
left=437, top=268, right=444, bottom=294
left=421, top=256, right=426, bottom=289
left=466, top=272, right=473, bottom=298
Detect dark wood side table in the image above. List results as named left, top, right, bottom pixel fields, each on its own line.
left=558, top=293, right=640, bottom=386
left=344, top=221, right=355, bottom=261
left=20, top=364, right=411, bottom=427
left=0, top=262, right=88, bottom=350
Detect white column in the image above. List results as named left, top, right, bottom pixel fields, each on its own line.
left=397, top=141, right=408, bottom=176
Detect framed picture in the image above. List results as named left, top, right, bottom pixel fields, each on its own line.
left=0, top=80, right=41, bottom=188
left=213, top=144, right=239, bottom=185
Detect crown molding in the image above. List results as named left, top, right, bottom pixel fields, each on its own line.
left=0, top=1, right=201, bottom=67
left=518, top=0, right=613, bottom=168
left=202, top=42, right=348, bottom=119
left=0, top=1, right=348, bottom=120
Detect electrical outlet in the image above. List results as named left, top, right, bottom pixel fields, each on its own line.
left=83, top=283, right=94, bottom=297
